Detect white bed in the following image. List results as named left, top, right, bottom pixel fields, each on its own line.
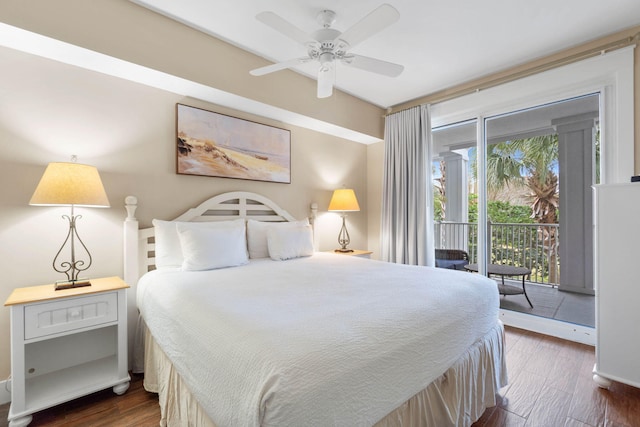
left=124, top=192, right=507, bottom=427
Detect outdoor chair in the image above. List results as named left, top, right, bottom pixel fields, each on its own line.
left=435, top=249, right=470, bottom=270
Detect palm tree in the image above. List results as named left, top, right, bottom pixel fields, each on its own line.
left=484, top=134, right=559, bottom=282
left=433, top=159, right=446, bottom=221
left=487, top=135, right=559, bottom=221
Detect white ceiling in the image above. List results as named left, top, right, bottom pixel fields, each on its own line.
left=130, top=0, right=640, bottom=108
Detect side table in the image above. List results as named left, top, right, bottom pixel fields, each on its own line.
left=4, top=276, right=131, bottom=427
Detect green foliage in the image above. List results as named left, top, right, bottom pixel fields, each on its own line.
left=468, top=193, right=477, bottom=222
left=488, top=201, right=534, bottom=224
left=451, top=194, right=550, bottom=282
left=434, top=192, right=444, bottom=221
left=465, top=193, right=533, bottom=224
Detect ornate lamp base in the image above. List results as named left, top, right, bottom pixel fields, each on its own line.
left=52, top=207, right=94, bottom=291
left=335, top=213, right=354, bottom=252
left=55, top=279, right=92, bottom=291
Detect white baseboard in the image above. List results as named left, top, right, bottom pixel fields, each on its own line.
left=500, top=309, right=595, bottom=346
left=0, top=378, right=10, bottom=405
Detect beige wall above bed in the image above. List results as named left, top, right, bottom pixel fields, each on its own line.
left=0, top=46, right=370, bottom=382
left=0, top=0, right=384, bottom=141
left=0, top=0, right=384, bottom=383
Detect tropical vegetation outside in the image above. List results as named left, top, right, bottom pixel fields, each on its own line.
left=433, top=95, right=600, bottom=328
left=435, top=133, right=561, bottom=284
left=435, top=125, right=600, bottom=285
left=434, top=88, right=601, bottom=289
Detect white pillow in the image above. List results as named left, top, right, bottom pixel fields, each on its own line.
left=153, top=218, right=245, bottom=268
left=176, top=222, right=248, bottom=271
left=247, top=219, right=310, bottom=259
left=267, top=225, right=314, bottom=261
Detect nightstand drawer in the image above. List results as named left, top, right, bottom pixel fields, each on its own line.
left=24, top=292, right=118, bottom=340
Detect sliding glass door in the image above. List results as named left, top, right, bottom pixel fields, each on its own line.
left=484, top=94, right=598, bottom=326
left=433, top=94, right=599, bottom=328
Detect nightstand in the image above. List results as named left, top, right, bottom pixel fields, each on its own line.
left=326, top=250, right=373, bottom=259
left=4, top=276, right=131, bottom=427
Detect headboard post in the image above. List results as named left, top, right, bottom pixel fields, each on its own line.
left=125, top=195, right=138, bottom=221
left=124, top=196, right=140, bottom=287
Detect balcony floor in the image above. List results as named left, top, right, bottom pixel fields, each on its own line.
left=498, top=280, right=595, bottom=327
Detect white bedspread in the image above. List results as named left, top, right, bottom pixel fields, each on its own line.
left=137, top=252, right=500, bottom=427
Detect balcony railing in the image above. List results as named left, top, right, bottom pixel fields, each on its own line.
left=435, top=221, right=560, bottom=286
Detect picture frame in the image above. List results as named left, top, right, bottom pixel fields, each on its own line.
left=176, top=103, right=291, bottom=184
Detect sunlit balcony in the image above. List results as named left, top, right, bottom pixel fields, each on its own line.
left=435, top=221, right=594, bottom=327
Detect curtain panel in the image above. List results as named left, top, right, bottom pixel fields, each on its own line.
left=381, top=105, right=434, bottom=266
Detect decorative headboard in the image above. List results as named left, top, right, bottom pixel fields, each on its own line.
left=123, top=191, right=317, bottom=286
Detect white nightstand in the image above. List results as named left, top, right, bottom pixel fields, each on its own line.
left=4, top=276, right=131, bottom=427
left=326, top=250, right=373, bottom=259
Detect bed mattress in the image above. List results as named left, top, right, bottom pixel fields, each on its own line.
left=137, top=252, right=502, bottom=426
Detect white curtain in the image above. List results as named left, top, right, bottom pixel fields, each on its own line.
left=381, top=105, right=435, bottom=266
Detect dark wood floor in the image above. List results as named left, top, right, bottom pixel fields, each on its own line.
left=0, top=373, right=160, bottom=427
left=1, top=326, right=639, bottom=427
left=473, top=327, right=640, bottom=427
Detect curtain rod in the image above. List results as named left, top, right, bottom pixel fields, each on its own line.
left=386, top=30, right=640, bottom=116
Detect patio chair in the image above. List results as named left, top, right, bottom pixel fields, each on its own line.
left=435, top=249, right=470, bottom=270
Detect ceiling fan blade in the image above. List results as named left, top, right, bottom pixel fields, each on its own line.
left=335, top=4, right=400, bottom=50
left=342, top=54, right=404, bottom=77
left=250, top=57, right=311, bottom=76
left=256, top=11, right=316, bottom=47
left=317, top=64, right=334, bottom=98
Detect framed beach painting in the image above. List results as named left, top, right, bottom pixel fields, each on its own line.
left=176, top=104, right=291, bottom=183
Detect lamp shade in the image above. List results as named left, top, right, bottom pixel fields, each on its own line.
left=30, top=162, right=110, bottom=207
left=328, top=188, right=360, bottom=212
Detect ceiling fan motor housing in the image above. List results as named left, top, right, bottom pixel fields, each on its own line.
left=310, top=28, right=347, bottom=60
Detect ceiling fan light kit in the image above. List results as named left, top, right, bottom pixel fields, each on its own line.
left=250, top=4, right=404, bottom=99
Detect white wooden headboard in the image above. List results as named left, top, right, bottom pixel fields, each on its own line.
left=123, top=191, right=317, bottom=286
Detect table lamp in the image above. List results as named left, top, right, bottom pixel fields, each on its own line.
left=328, top=188, right=360, bottom=252
left=30, top=160, right=110, bottom=290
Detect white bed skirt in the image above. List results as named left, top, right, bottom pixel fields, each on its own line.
left=142, top=320, right=507, bottom=427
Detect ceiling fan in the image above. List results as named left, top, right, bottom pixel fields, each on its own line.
left=249, top=4, right=404, bottom=99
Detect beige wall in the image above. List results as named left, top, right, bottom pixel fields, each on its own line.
left=0, top=0, right=383, bottom=382
left=0, top=49, right=369, bottom=379
left=0, top=0, right=384, bottom=140
left=366, top=142, right=385, bottom=260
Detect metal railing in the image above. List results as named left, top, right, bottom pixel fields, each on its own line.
left=435, top=221, right=560, bottom=286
